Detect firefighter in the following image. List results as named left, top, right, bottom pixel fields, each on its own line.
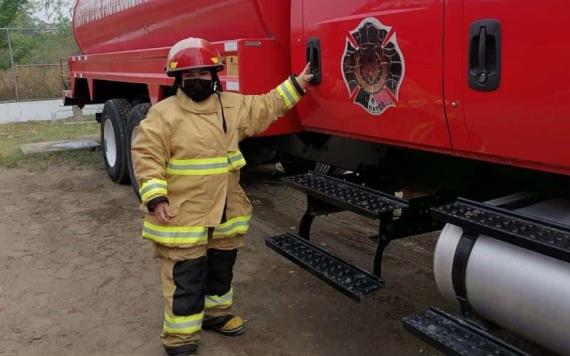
left=131, top=37, right=312, bottom=356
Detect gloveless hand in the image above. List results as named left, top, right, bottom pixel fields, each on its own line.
left=153, top=202, right=172, bottom=224
left=295, top=63, right=314, bottom=91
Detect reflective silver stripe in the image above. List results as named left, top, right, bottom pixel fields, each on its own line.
left=228, top=154, right=244, bottom=163
left=163, top=311, right=204, bottom=334
left=167, top=157, right=230, bottom=176
left=164, top=318, right=203, bottom=330
left=168, top=162, right=228, bottom=170
left=228, top=152, right=246, bottom=171
left=139, top=182, right=166, bottom=197
left=139, top=179, right=168, bottom=202
left=205, top=289, right=233, bottom=308
left=215, top=219, right=249, bottom=233
left=143, top=227, right=206, bottom=239
left=213, top=216, right=251, bottom=238
left=279, top=82, right=296, bottom=106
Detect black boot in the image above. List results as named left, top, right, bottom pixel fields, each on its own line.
left=164, top=343, right=199, bottom=356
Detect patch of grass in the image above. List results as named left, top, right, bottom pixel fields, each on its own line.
left=0, top=119, right=103, bottom=170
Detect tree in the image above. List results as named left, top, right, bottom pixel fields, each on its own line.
left=0, top=0, right=29, bottom=70
left=0, top=0, right=77, bottom=68
left=30, top=0, right=73, bottom=24
left=0, top=0, right=28, bottom=27
left=0, top=0, right=77, bottom=100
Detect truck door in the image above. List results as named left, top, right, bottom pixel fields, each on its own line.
left=444, top=0, right=570, bottom=172
left=292, top=0, right=451, bottom=150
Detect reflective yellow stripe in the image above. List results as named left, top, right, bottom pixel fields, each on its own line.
left=142, top=221, right=208, bottom=246
left=284, top=79, right=301, bottom=102
left=213, top=215, right=251, bottom=238
left=228, top=150, right=246, bottom=170
left=276, top=78, right=301, bottom=110
left=139, top=178, right=167, bottom=202
left=205, top=288, right=233, bottom=309
left=168, top=152, right=247, bottom=175
left=163, top=311, right=204, bottom=334
left=277, top=85, right=293, bottom=109
left=167, top=157, right=229, bottom=176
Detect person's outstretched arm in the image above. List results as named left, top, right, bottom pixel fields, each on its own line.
left=238, top=63, right=313, bottom=140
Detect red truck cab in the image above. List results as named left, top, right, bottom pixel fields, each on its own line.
left=294, top=0, right=570, bottom=175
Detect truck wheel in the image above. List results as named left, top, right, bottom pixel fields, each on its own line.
left=101, top=99, right=131, bottom=184
left=126, top=102, right=151, bottom=200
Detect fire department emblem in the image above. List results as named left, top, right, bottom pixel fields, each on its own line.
left=342, top=18, right=405, bottom=116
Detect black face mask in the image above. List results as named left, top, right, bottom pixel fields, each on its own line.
left=181, top=78, right=214, bottom=102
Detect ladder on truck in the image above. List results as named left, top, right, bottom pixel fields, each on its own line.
left=265, top=171, right=443, bottom=301
left=403, top=194, right=570, bottom=356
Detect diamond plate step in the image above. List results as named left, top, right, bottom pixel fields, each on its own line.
left=283, top=172, right=408, bottom=218
left=265, top=233, right=383, bottom=301
left=403, top=307, right=529, bottom=356
left=432, top=198, right=570, bottom=263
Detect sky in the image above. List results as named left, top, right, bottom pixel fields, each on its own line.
left=32, top=0, right=75, bottom=24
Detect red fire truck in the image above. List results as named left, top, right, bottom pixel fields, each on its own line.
left=64, top=1, right=570, bottom=355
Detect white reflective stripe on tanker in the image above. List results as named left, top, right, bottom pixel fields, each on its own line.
left=205, top=288, right=233, bottom=309
left=143, top=221, right=208, bottom=245
left=163, top=311, right=204, bottom=334
left=167, top=157, right=229, bottom=176
left=213, top=215, right=252, bottom=238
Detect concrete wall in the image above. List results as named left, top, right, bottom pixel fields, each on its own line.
left=0, top=100, right=103, bottom=124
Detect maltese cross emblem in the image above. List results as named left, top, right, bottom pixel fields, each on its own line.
left=342, top=18, right=405, bottom=116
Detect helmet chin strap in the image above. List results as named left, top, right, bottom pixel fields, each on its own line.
left=168, top=74, right=182, bottom=97
left=215, top=90, right=227, bottom=134
left=211, top=71, right=227, bottom=134
left=212, top=71, right=223, bottom=93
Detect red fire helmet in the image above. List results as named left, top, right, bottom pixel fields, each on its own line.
left=166, top=38, right=224, bottom=77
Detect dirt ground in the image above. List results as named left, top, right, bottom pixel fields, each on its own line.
left=0, top=162, right=451, bottom=356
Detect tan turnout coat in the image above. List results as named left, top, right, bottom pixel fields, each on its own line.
left=132, top=77, right=302, bottom=248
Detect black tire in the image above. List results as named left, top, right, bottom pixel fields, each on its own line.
left=130, top=97, right=150, bottom=107
left=126, top=102, right=151, bottom=200
left=101, top=99, right=131, bottom=184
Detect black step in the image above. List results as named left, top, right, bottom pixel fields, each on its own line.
left=403, top=307, right=529, bottom=356
left=432, top=198, right=570, bottom=263
left=283, top=172, right=408, bottom=219
left=265, top=233, right=383, bottom=301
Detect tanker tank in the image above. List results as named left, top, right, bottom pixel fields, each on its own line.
left=72, top=0, right=290, bottom=54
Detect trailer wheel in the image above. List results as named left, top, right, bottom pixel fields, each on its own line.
left=126, top=103, right=151, bottom=200
left=101, top=99, right=131, bottom=184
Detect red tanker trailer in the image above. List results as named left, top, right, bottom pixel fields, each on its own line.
left=64, top=1, right=570, bottom=355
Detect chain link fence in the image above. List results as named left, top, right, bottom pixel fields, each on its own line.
left=0, top=27, right=78, bottom=103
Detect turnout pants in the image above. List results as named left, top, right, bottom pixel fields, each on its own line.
left=154, top=232, right=245, bottom=349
